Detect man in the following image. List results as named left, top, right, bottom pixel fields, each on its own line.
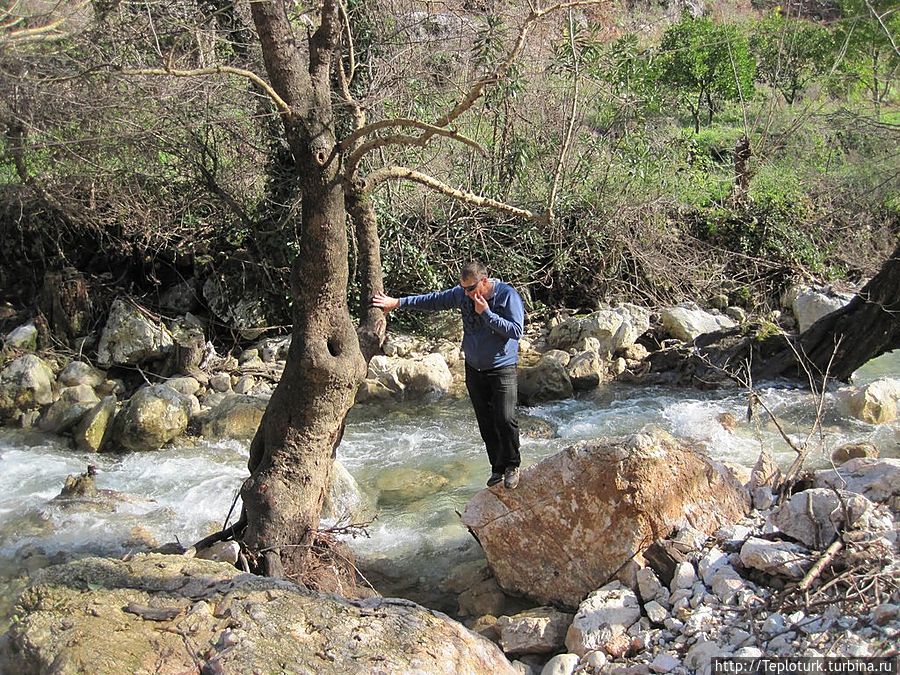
left=372, top=261, right=525, bottom=489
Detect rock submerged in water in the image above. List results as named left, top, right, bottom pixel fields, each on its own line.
left=2, top=554, right=518, bottom=675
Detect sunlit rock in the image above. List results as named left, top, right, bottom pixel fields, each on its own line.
left=96, top=298, right=174, bottom=367
left=2, top=554, right=518, bottom=674
left=111, top=384, right=191, bottom=452
left=462, top=430, right=750, bottom=608
left=814, top=458, right=900, bottom=508
left=323, top=460, right=367, bottom=520
left=497, top=607, right=573, bottom=655
left=739, top=537, right=812, bottom=580
left=0, top=354, right=55, bottom=422
left=200, top=394, right=267, bottom=440
left=659, top=303, right=735, bottom=342
left=566, top=351, right=605, bottom=391
left=768, top=488, right=875, bottom=549
left=548, top=305, right=649, bottom=356
left=785, top=284, right=854, bottom=333
left=565, top=581, right=641, bottom=657
left=839, top=378, right=900, bottom=425
left=395, top=353, right=453, bottom=398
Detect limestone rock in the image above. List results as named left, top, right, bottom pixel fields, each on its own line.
left=395, top=353, right=453, bottom=398
left=461, top=431, right=750, bottom=608
left=0, top=354, right=55, bottom=421
left=165, top=376, right=201, bottom=397
left=517, top=358, right=573, bottom=405
left=787, top=285, right=853, bottom=333
left=96, top=298, right=174, bottom=367
left=497, top=607, right=573, bottom=655
left=739, top=537, right=812, bottom=579
left=564, top=582, right=641, bottom=657
left=37, top=384, right=99, bottom=434
left=57, top=361, right=105, bottom=388
left=111, top=384, right=191, bottom=452
left=659, top=304, right=735, bottom=342
left=200, top=395, right=267, bottom=440
left=73, top=396, right=118, bottom=453
left=566, top=351, right=605, bottom=391
left=769, top=488, right=875, bottom=549
left=841, top=378, right=900, bottom=425
left=540, top=653, right=580, bottom=675
left=2, top=554, right=517, bottom=675
left=323, top=460, right=366, bottom=520
left=548, top=305, right=649, bottom=356
left=814, top=458, right=900, bottom=508
left=5, top=322, right=38, bottom=350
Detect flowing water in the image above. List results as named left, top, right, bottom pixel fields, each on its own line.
left=0, top=353, right=897, bottom=616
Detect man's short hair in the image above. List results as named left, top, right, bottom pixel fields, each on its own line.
left=461, top=261, right=487, bottom=281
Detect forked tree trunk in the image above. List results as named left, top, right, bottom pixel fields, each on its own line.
left=239, top=0, right=366, bottom=577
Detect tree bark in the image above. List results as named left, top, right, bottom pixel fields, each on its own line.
left=239, top=0, right=366, bottom=578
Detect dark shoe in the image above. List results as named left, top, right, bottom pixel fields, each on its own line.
left=504, top=467, right=520, bottom=489
left=486, top=472, right=503, bottom=487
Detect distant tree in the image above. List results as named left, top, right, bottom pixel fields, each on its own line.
left=751, top=13, right=835, bottom=104
left=657, top=16, right=756, bottom=132
left=834, top=0, right=899, bottom=106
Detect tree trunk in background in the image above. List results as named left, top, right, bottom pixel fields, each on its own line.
left=347, top=188, right=387, bottom=362
left=759, top=241, right=900, bottom=382
left=239, top=0, right=366, bottom=579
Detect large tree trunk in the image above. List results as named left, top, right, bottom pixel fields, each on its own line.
left=648, top=242, right=900, bottom=385
left=239, top=0, right=366, bottom=578
left=760, top=241, right=900, bottom=381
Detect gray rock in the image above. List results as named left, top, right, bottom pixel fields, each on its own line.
left=517, top=358, right=573, bottom=405
left=540, top=653, right=579, bottom=675
left=497, top=607, right=573, bottom=655
left=710, top=565, right=745, bottom=605
left=671, top=561, right=697, bottom=591
left=769, top=488, right=875, bottom=549
left=396, top=353, right=453, bottom=398
left=96, top=298, right=173, bottom=367
left=566, top=351, right=605, bottom=390
left=201, top=395, right=267, bottom=440
left=649, top=652, right=681, bottom=673
left=788, top=285, right=853, bottom=333
left=165, top=376, right=201, bottom=397
left=564, top=582, right=641, bottom=657
left=0, top=354, right=56, bottom=421
left=659, top=304, right=735, bottom=342
left=637, top=567, right=670, bottom=607
left=38, top=385, right=100, bottom=434
left=5, top=322, right=38, bottom=350
left=195, top=541, right=240, bottom=565
left=739, top=537, right=812, bottom=579
left=209, top=372, right=232, bottom=393
left=814, top=458, right=900, bottom=507
left=57, top=361, right=105, bottom=388
left=257, top=335, right=292, bottom=362
left=644, top=600, right=668, bottom=624
left=111, top=385, right=191, bottom=451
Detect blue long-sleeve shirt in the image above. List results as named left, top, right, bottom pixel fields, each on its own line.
left=398, top=279, right=525, bottom=371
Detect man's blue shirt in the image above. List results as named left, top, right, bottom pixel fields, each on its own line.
left=398, top=279, right=525, bottom=371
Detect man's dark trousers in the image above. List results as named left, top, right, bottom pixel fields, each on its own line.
left=465, top=363, right=520, bottom=473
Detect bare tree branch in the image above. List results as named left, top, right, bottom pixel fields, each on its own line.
left=120, top=65, right=291, bottom=116
left=344, top=120, right=486, bottom=172
left=364, top=166, right=544, bottom=222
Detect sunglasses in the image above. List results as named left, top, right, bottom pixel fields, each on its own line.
left=461, top=279, right=481, bottom=292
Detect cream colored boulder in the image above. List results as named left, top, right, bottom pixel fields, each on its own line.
left=461, top=430, right=750, bottom=608
left=0, top=354, right=55, bottom=422
left=96, top=298, right=174, bottom=367
left=200, top=394, right=267, bottom=440
left=517, top=357, right=573, bottom=405
left=111, top=384, right=191, bottom=452
left=659, top=304, right=735, bottom=342
left=840, top=378, right=900, bottom=425
left=496, top=607, right=573, bottom=655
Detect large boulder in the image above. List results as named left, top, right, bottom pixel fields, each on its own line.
left=517, top=357, right=573, bottom=405
left=0, top=354, right=55, bottom=421
left=659, top=303, right=735, bottom=342
left=786, top=284, right=854, bottom=333
left=838, top=378, right=900, bottom=425
left=200, top=394, right=267, bottom=440
left=461, top=430, right=750, bottom=608
left=1, top=554, right=517, bottom=675
left=395, top=353, right=453, bottom=398
left=111, top=384, right=191, bottom=451
left=548, top=305, right=650, bottom=356
left=96, top=298, right=174, bottom=367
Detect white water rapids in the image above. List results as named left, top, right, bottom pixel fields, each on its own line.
left=0, top=353, right=897, bottom=614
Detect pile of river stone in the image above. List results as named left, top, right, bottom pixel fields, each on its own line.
left=463, top=455, right=899, bottom=675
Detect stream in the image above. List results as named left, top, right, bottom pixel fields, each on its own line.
left=0, top=353, right=897, bottom=618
